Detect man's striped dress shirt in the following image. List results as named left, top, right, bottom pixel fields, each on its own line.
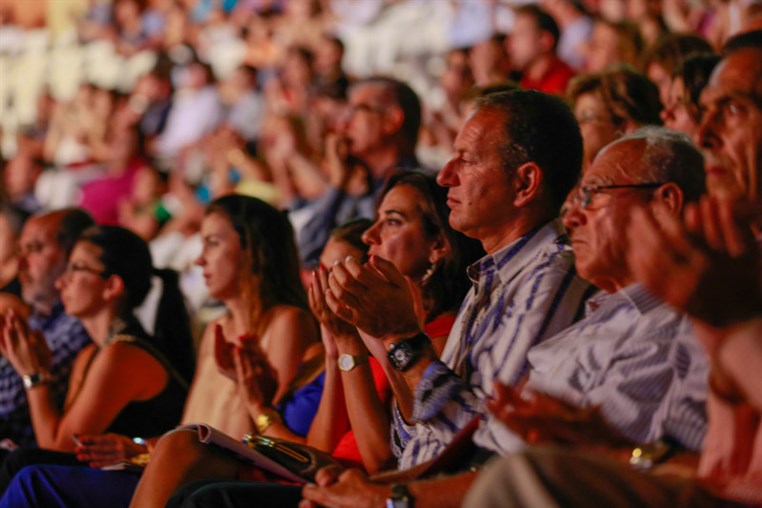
left=525, top=284, right=708, bottom=452
left=392, top=220, right=592, bottom=469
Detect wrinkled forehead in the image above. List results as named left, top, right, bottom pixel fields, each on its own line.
left=21, top=216, right=58, bottom=245
left=348, top=82, right=389, bottom=106
left=701, top=49, right=762, bottom=106
left=585, top=139, right=644, bottom=184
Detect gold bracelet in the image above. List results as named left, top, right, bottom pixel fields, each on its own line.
left=254, top=408, right=282, bottom=434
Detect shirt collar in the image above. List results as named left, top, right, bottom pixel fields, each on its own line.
left=585, top=282, right=662, bottom=316
left=29, top=301, right=65, bottom=330
left=467, top=219, right=568, bottom=288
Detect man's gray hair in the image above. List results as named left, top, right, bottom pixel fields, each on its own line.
left=607, top=126, right=706, bottom=203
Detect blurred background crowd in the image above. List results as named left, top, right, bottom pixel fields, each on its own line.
left=2, top=0, right=761, bottom=330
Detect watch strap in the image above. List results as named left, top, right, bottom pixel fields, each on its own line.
left=22, top=372, right=50, bottom=390
left=387, top=333, right=429, bottom=372
left=386, top=483, right=414, bottom=508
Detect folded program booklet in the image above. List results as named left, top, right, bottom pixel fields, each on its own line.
left=167, top=423, right=340, bottom=484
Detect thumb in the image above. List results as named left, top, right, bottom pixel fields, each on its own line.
left=369, top=255, right=407, bottom=288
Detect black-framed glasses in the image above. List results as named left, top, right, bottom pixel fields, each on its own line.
left=569, top=182, right=666, bottom=210
left=63, top=263, right=107, bottom=278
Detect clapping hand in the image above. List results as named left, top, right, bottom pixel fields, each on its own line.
left=0, top=309, right=52, bottom=376
left=308, top=265, right=360, bottom=359
left=324, top=256, right=421, bottom=342
left=627, top=196, right=761, bottom=332
left=487, top=381, right=629, bottom=446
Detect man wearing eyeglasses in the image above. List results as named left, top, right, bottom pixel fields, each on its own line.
left=0, top=209, right=93, bottom=452
left=300, top=127, right=709, bottom=508
left=295, top=77, right=422, bottom=268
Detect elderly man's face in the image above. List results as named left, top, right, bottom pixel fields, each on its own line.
left=437, top=109, right=517, bottom=253
left=563, top=140, right=658, bottom=292
left=17, top=216, right=67, bottom=311
left=696, top=48, right=762, bottom=202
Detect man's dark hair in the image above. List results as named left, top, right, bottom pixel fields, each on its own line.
left=356, top=77, right=422, bottom=151
left=515, top=4, right=561, bottom=50
left=56, top=208, right=95, bottom=256
left=722, top=29, right=762, bottom=55
left=474, top=90, right=583, bottom=211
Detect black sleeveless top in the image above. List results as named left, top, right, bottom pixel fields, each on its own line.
left=80, top=318, right=188, bottom=437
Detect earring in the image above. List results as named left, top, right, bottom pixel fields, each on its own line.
left=421, top=261, right=439, bottom=286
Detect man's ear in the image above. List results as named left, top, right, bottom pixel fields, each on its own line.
left=102, top=274, right=125, bottom=303
left=650, top=182, right=684, bottom=217
left=513, top=162, right=544, bottom=208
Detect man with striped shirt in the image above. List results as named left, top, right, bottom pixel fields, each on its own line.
left=303, top=128, right=709, bottom=508
left=314, top=91, right=590, bottom=482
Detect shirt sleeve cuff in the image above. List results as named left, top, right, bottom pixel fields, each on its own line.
left=413, top=361, right=465, bottom=422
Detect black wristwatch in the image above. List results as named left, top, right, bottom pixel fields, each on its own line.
left=387, top=333, right=428, bottom=372
left=386, top=483, right=414, bottom=508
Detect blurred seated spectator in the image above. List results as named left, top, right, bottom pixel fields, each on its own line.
left=508, top=4, right=575, bottom=95
left=3, top=154, right=42, bottom=215
left=582, top=18, right=644, bottom=72
left=469, top=34, right=510, bottom=87
left=541, top=0, right=594, bottom=71
left=0, top=204, right=29, bottom=296
left=625, top=0, right=669, bottom=48
left=0, top=209, right=93, bottom=450
left=156, top=61, right=223, bottom=159
left=643, top=32, right=713, bottom=107
left=568, top=65, right=662, bottom=172
left=661, top=53, right=720, bottom=137
left=217, top=64, right=264, bottom=144
left=294, top=77, right=421, bottom=268
left=0, top=224, right=193, bottom=489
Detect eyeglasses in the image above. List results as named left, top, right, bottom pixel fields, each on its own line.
left=567, top=182, right=665, bottom=210
left=63, top=263, right=107, bottom=278
left=16, top=241, right=46, bottom=257
left=345, top=103, right=385, bottom=116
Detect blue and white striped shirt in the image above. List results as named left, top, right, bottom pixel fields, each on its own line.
left=0, top=303, right=91, bottom=447
left=392, top=220, right=591, bottom=469
left=524, top=284, right=708, bottom=451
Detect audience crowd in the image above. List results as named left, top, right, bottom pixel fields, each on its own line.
left=1, top=0, right=762, bottom=507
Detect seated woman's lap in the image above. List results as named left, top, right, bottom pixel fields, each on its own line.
left=0, top=465, right=140, bottom=508
left=0, top=448, right=81, bottom=493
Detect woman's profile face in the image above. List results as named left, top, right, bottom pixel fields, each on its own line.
left=361, top=185, right=442, bottom=281
left=56, top=241, right=109, bottom=318
left=661, top=77, right=697, bottom=137
left=195, top=212, right=245, bottom=301
left=574, top=92, right=621, bottom=170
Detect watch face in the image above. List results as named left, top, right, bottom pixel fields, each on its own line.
left=392, top=347, right=411, bottom=365
left=338, top=354, right=355, bottom=371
